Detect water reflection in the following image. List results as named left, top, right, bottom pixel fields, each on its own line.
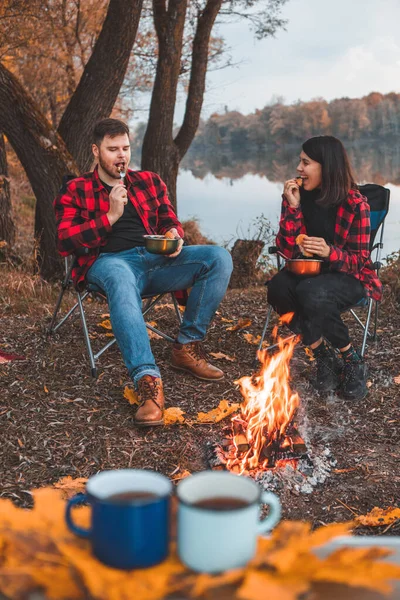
left=177, top=142, right=400, bottom=259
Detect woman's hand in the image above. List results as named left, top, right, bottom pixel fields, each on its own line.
left=302, top=236, right=331, bottom=258
left=283, top=179, right=301, bottom=208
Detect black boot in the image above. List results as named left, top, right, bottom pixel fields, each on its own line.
left=312, top=342, right=342, bottom=393
left=340, top=348, right=368, bottom=400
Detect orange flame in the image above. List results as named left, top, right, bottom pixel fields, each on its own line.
left=227, top=333, right=300, bottom=474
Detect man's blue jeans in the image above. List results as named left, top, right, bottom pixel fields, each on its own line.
left=86, top=245, right=233, bottom=388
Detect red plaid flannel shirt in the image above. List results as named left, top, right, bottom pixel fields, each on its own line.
left=54, top=166, right=184, bottom=291
left=276, top=189, right=382, bottom=301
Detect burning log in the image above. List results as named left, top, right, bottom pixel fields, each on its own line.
left=232, top=420, right=249, bottom=453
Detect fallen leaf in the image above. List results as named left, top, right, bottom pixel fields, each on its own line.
left=355, top=506, right=400, bottom=527
left=366, top=380, right=373, bottom=388
left=238, top=569, right=309, bottom=600
left=394, top=375, right=400, bottom=384
left=53, top=476, right=87, bottom=498
left=43, top=385, right=49, bottom=393
left=164, top=407, right=185, bottom=425
left=105, top=332, right=114, bottom=338
left=0, top=240, right=8, bottom=248
left=0, top=350, right=25, bottom=363
left=197, top=399, right=240, bottom=423
left=189, top=569, right=244, bottom=597
left=243, top=333, right=268, bottom=348
left=123, top=386, right=140, bottom=406
left=171, top=469, right=191, bottom=481
left=226, top=318, right=252, bottom=331
left=220, top=317, right=234, bottom=323
left=209, top=351, right=236, bottom=362
left=98, top=319, right=112, bottom=330
left=101, top=313, right=110, bottom=318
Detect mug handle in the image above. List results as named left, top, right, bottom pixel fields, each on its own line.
left=257, top=491, right=281, bottom=534
left=65, top=493, right=91, bottom=538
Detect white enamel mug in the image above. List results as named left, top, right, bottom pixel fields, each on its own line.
left=177, top=471, right=281, bottom=573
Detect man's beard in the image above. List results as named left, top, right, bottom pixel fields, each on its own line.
left=98, top=155, right=120, bottom=180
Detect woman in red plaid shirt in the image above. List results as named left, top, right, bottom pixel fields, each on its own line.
left=267, top=136, right=381, bottom=401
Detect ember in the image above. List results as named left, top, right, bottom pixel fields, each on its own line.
left=214, top=317, right=309, bottom=475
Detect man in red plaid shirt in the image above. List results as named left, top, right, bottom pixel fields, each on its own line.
left=54, top=118, right=233, bottom=426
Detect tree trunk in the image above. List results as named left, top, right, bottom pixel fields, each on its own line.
left=0, top=133, right=15, bottom=247
left=229, top=239, right=265, bottom=289
left=141, top=0, right=222, bottom=211
left=0, top=64, right=78, bottom=280
left=58, top=0, right=143, bottom=173
left=141, top=0, right=188, bottom=209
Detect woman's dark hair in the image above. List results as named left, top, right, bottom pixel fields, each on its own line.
left=302, top=136, right=357, bottom=207
left=93, top=118, right=129, bottom=145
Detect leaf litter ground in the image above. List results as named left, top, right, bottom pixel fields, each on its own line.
left=1, top=286, right=399, bottom=537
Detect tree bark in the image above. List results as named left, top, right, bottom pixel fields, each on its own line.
left=58, top=0, right=143, bottom=173
left=141, top=0, right=188, bottom=208
left=229, top=239, right=265, bottom=289
left=0, top=64, right=78, bottom=280
left=141, top=0, right=222, bottom=210
left=0, top=133, right=16, bottom=248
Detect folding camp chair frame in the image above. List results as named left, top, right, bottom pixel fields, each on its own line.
left=256, top=185, right=389, bottom=361
left=47, top=256, right=183, bottom=378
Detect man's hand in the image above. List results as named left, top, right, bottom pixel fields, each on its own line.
left=106, top=181, right=128, bottom=226
left=302, top=236, right=331, bottom=258
left=283, top=179, right=301, bottom=209
left=165, top=228, right=184, bottom=258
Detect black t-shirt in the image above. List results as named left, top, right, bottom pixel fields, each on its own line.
left=100, top=180, right=148, bottom=253
left=300, top=189, right=337, bottom=244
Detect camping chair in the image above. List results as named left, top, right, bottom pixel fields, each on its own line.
left=47, top=255, right=183, bottom=378
left=255, top=183, right=390, bottom=361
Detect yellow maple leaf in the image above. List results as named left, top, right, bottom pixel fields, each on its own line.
left=312, top=546, right=400, bottom=594
left=197, top=399, right=240, bottom=423
left=98, top=319, right=112, bottom=330
left=209, top=351, right=236, bottom=362
left=189, top=569, right=244, bottom=597
left=164, top=407, right=185, bottom=425
left=123, top=386, right=140, bottom=405
left=171, top=469, right=191, bottom=481
left=237, top=569, right=309, bottom=600
left=243, top=333, right=268, bottom=347
left=354, top=506, right=400, bottom=527
left=226, top=318, right=252, bottom=331
left=53, top=476, right=87, bottom=498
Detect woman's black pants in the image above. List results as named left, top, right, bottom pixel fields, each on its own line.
left=266, top=269, right=366, bottom=348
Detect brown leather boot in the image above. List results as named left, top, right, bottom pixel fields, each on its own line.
left=171, top=342, right=224, bottom=381
left=135, top=376, right=165, bottom=427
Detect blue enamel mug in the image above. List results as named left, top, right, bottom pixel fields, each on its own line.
left=65, top=469, right=172, bottom=570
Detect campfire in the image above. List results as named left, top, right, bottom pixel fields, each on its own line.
left=209, top=314, right=308, bottom=475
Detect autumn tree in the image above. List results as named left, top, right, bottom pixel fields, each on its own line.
left=141, top=0, right=288, bottom=209
left=0, top=0, right=143, bottom=279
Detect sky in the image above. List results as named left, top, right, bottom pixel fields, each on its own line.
left=135, top=0, right=400, bottom=122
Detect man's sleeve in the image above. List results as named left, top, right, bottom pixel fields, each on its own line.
left=327, top=202, right=371, bottom=273
left=153, top=174, right=184, bottom=238
left=276, top=196, right=305, bottom=258
left=53, top=180, right=112, bottom=256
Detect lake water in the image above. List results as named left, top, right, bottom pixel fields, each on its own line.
left=177, top=169, right=400, bottom=260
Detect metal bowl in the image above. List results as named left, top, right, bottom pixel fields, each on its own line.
left=143, top=235, right=180, bottom=255
left=285, top=258, right=323, bottom=276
